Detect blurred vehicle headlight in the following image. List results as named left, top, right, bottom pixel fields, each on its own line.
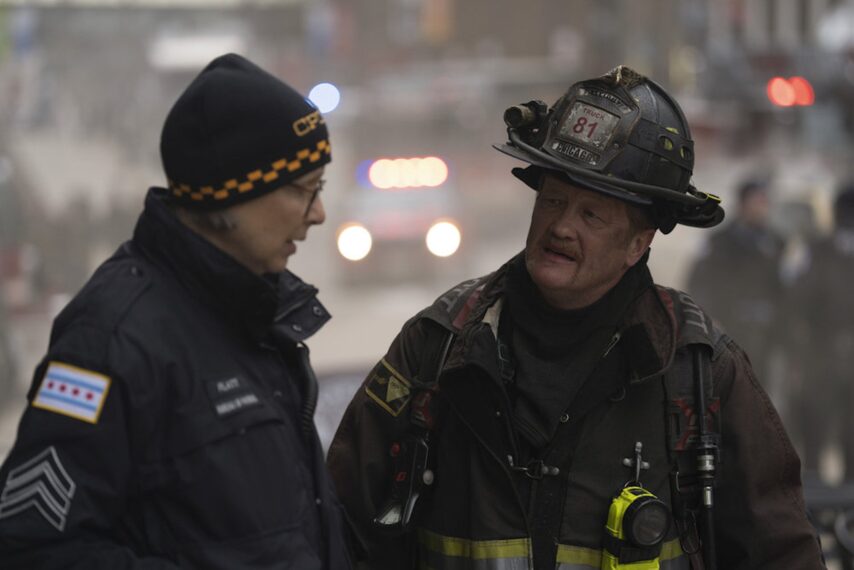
left=337, top=224, right=372, bottom=261
left=425, top=220, right=461, bottom=258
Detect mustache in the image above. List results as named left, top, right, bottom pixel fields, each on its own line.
left=543, top=239, right=582, bottom=261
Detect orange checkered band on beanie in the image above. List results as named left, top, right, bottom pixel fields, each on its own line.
left=160, top=53, right=332, bottom=210
left=168, top=139, right=331, bottom=204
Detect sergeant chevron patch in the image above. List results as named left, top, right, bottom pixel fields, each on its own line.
left=365, top=359, right=412, bottom=417
left=0, top=446, right=76, bottom=532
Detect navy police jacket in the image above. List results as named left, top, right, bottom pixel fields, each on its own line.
left=0, top=188, right=352, bottom=569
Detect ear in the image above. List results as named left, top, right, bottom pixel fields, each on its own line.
left=625, top=228, right=656, bottom=267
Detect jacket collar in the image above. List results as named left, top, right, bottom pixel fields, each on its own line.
left=132, top=187, right=329, bottom=343
left=445, top=253, right=677, bottom=383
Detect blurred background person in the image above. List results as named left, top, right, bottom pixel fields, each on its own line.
left=772, top=195, right=821, bottom=452
left=686, top=177, right=785, bottom=390
left=792, top=183, right=854, bottom=484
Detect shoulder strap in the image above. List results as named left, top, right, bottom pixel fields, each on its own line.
left=410, top=322, right=457, bottom=429
left=663, top=345, right=717, bottom=570
left=664, top=346, right=720, bottom=453
left=372, top=324, right=457, bottom=534
left=657, top=285, right=726, bottom=353
left=661, top=289, right=723, bottom=570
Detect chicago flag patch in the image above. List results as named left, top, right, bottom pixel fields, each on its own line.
left=32, top=362, right=111, bottom=424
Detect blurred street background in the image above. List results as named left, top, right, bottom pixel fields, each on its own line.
left=0, top=0, right=853, bottom=562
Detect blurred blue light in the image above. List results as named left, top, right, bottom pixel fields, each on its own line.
left=356, top=159, right=373, bottom=188
left=308, top=82, right=341, bottom=113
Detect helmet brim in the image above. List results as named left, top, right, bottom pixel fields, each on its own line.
left=493, top=142, right=654, bottom=206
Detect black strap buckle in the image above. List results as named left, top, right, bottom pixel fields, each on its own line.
left=496, top=338, right=515, bottom=384
left=510, top=458, right=560, bottom=479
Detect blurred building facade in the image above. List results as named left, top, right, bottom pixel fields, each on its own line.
left=0, top=0, right=852, bottom=344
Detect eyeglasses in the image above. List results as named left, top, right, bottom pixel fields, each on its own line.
left=288, top=178, right=326, bottom=217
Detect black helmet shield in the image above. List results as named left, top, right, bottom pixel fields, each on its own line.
left=495, top=65, right=724, bottom=233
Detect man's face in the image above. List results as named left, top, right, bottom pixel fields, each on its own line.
left=213, top=167, right=326, bottom=275
left=524, top=174, right=655, bottom=310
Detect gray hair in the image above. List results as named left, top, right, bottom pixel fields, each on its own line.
left=172, top=205, right=238, bottom=233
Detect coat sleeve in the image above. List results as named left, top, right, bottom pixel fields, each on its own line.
left=713, top=338, right=826, bottom=569
left=0, top=323, right=180, bottom=570
left=327, top=316, right=437, bottom=570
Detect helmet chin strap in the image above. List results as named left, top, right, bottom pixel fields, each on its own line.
left=508, top=129, right=710, bottom=207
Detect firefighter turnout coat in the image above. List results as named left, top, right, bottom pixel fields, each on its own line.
left=327, top=255, right=824, bottom=570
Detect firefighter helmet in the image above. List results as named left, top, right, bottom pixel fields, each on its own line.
left=494, top=65, right=724, bottom=233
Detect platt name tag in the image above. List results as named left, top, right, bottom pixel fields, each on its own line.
left=205, top=376, right=262, bottom=418
left=32, top=362, right=111, bottom=424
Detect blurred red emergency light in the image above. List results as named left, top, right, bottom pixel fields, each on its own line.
left=767, top=76, right=815, bottom=107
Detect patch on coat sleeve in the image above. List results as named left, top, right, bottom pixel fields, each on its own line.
left=365, top=359, right=412, bottom=417
left=32, top=362, right=111, bottom=424
left=0, top=446, right=76, bottom=532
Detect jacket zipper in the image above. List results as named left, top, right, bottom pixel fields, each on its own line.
left=444, top=396, right=534, bottom=545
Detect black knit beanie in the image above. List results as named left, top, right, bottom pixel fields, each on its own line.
left=160, top=53, right=331, bottom=210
